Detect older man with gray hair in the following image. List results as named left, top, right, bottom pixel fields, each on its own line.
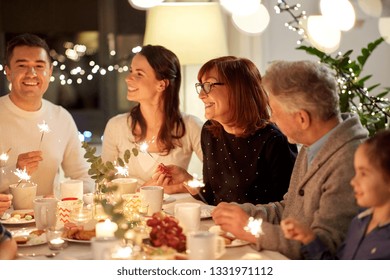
left=212, top=60, right=368, bottom=259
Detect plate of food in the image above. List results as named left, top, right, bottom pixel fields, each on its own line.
left=11, top=228, right=46, bottom=247
left=209, top=225, right=249, bottom=248
left=1, top=210, right=35, bottom=225
left=61, top=222, right=95, bottom=243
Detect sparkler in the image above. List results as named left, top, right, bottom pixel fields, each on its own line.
left=0, top=148, right=11, bottom=167
left=13, top=167, right=31, bottom=187
left=37, top=120, right=50, bottom=149
left=244, top=217, right=264, bottom=238
left=137, top=136, right=155, bottom=159
left=185, top=173, right=207, bottom=204
left=114, top=161, right=129, bottom=177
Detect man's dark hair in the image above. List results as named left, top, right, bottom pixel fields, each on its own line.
left=5, top=33, right=52, bottom=66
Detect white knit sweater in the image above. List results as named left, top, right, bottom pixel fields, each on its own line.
left=0, top=95, right=94, bottom=196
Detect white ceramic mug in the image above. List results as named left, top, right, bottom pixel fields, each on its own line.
left=174, top=202, right=201, bottom=233
left=60, top=179, right=83, bottom=200
left=9, top=182, right=37, bottom=210
left=187, top=231, right=226, bottom=260
left=33, top=197, right=58, bottom=230
left=111, top=178, right=138, bottom=195
left=140, top=186, right=164, bottom=216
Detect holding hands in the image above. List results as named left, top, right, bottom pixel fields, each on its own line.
left=280, top=218, right=316, bottom=245
left=16, top=151, right=43, bottom=175
left=212, top=202, right=257, bottom=244
left=146, top=164, right=193, bottom=194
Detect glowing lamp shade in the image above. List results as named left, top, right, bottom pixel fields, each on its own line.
left=220, top=0, right=261, bottom=16
left=379, top=17, right=390, bottom=44
left=320, top=0, right=356, bottom=31
left=143, top=3, right=228, bottom=65
left=129, top=0, right=164, bottom=10
left=232, top=4, right=270, bottom=35
left=358, top=0, right=382, bottom=18
left=307, top=15, right=341, bottom=54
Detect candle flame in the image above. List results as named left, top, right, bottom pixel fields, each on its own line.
left=244, top=217, right=264, bottom=238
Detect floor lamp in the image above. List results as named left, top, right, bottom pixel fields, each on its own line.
left=143, top=2, right=228, bottom=115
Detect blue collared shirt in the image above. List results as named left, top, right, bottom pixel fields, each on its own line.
left=306, top=124, right=339, bottom=166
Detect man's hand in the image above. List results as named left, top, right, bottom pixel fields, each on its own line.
left=212, top=202, right=257, bottom=243
left=281, top=218, right=316, bottom=245
left=16, top=151, right=42, bottom=174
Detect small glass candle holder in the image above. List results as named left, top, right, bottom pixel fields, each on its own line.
left=46, top=229, right=68, bottom=250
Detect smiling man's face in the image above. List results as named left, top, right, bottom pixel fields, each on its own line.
left=6, top=45, right=52, bottom=110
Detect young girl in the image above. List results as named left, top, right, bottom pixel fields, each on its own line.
left=281, top=129, right=390, bottom=259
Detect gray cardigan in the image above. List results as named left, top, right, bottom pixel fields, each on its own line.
left=240, top=113, right=368, bottom=259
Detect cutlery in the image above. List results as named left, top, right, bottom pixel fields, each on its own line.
left=17, top=252, right=60, bottom=258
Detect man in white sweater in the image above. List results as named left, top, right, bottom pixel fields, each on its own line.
left=0, top=33, right=93, bottom=196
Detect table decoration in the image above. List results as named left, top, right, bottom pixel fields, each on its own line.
left=96, top=219, right=118, bottom=238
left=46, top=229, right=68, bottom=250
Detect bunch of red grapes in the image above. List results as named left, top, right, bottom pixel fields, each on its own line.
left=146, top=212, right=186, bottom=252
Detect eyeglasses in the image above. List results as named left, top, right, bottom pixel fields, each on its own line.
left=195, top=82, right=224, bottom=95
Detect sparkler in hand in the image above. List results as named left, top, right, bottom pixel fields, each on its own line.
left=37, top=120, right=50, bottom=149
left=244, top=217, right=264, bottom=238
left=13, top=167, right=31, bottom=187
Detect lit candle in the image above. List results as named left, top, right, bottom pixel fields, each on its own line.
left=110, top=246, right=133, bottom=260
left=96, top=219, right=118, bottom=238
left=48, top=238, right=66, bottom=250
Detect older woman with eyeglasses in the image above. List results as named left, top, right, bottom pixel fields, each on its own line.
left=153, top=56, right=297, bottom=205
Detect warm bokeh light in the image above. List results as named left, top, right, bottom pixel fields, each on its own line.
left=128, top=0, right=164, bottom=10
left=320, top=0, right=355, bottom=31
left=221, top=0, right=261, bottom=16
left=358, top=0, right=383, bottom=18
left=378, top=17, right=390, bottom=44
left=307, top=15, right=341, bottom=53
left=232, top=4, right=270, bottom=35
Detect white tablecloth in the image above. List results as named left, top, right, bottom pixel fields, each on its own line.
left=7, top=193, right=288, bottom=260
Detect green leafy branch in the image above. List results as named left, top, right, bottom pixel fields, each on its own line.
left=82, top=141, right=140, bottom=236
left=297, top=37, right=390, bottom=136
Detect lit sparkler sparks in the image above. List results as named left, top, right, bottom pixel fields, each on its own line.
left=185, top=174, right=207, bottom=204
left=114, top=161, right=129, bottom=177
left=13, top=167, right=31, bottom=187
left=244, top=217, right=264, bottom=238
left=0, top=148, right=11, bottom=166
left=38, top=120, right=50, bottom=149
left=186, top=173, right=205, bottom=188
left=137, top=137, right=155, bottom=159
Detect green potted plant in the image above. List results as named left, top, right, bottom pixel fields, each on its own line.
left=297, top=37, right=390, bottom=136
